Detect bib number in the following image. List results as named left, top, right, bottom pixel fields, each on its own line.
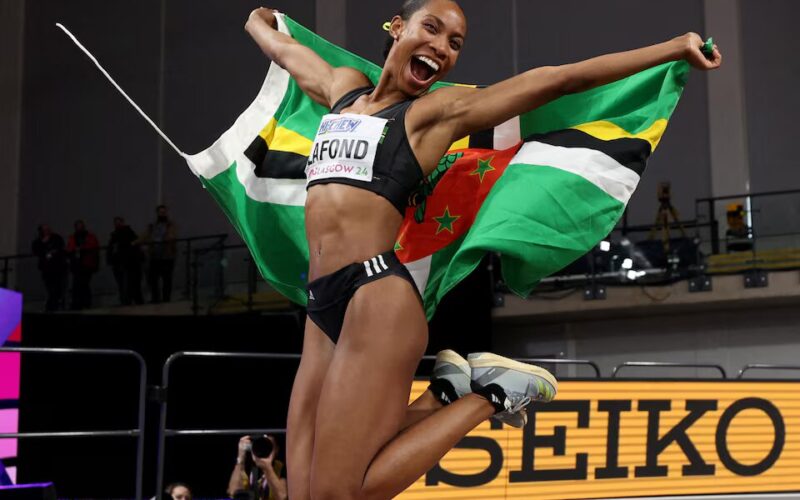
left=306, top=113, right=387, bottom=184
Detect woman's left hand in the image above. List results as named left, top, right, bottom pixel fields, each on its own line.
left=678, top=32, right=722, bottom=70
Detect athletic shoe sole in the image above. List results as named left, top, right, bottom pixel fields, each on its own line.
left=435, top=349, right=471, bottom=374
left=432, top=349, right=472, bottom=400
left=467, top=352, right=558, bottom=397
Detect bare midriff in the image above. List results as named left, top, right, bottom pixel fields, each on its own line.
left=305, top=183, right=403, bottom=282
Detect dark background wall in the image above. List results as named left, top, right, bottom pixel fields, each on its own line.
left=739, top=0, right=800, bottom=239
left=10, top=0, right=800, bottom=254
left=16, top=0, right=315, bottom=251
left=741, top=0, right=800, bottom=193
left=16, top=0, right=715, bottom=253
left=0, top=0, right=25, bottom=257
left=19, top=0, right=163, bottom=248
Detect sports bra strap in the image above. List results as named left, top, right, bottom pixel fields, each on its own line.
left=330, top=86, right=374, bottom=114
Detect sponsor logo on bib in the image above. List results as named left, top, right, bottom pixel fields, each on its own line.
left=317, top=117, right=362, bottom=135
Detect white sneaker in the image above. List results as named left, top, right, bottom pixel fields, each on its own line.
left=468, top=352, right=558, bottom=428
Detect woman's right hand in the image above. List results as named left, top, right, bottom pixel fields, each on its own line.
left=248, top=7, right=277, bottom=30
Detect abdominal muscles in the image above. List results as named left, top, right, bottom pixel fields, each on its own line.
left=305, top=183, right=404, bottom=280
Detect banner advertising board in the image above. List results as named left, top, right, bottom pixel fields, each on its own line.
left=0, top=288, right=22, bottom=485
left=399, top=379, right=800, bottom=499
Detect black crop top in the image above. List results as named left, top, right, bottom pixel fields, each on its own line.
left=305, top=86, right=424, bottom=214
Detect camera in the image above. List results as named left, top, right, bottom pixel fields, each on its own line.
left=246, top=435, right=273, bottom=458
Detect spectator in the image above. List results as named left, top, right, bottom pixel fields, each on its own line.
left=66, top=220, right=100, bottom=310
left=165, top=482, right=192, bottom=500
left=31, top=224, right=67, bottom=312
left=227, top=435, right=287, bottom=500
left=107, top=216, right=144, bottom=305
left=141, top=205, right=177, bottom=303
left=725, top=202, right=753, bottom=252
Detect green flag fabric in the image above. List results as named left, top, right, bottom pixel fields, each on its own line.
left=185, top=14, right=689, bottom=318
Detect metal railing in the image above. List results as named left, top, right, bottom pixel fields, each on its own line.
left=0, top=347, right=147, bottom=500
left=612, top=361, right=727, bottom=379
left=11, top=345, right=800, bottom=497
left=512, top=357, right=601, bottom=378
left=696, top=188, right=800, bottom=255
left=737, top=364, right=800, bottom=379
left=529, top=191, right=800, bottom=304
left=154, top=351, right=302, bottom=497
left=152, top=352, right=596, bottom=495
left=1, top=234, right=227, bottom=312
left=6, top=189, right=800, bottom=312
left=420, top=355, right=601, bottom=377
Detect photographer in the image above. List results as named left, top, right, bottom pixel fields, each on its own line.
left=227, top=435, right=287, bottom=500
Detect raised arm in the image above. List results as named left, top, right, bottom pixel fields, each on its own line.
left=425, top=33, right=721, bottom=142
left=244, top=8, right=368, bottom=108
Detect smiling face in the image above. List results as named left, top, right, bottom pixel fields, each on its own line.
left=386, top=0, right=466, bottom=96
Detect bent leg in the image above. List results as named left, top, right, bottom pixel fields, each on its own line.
left=287, top=320, right=334, bottom=500
left=362, top=394, right=493, bottom=499
left=309, top=277, right=494, bottom=500
left=310, top=276, right=427, bottom=499
left=401, top=389, right=443, bottom=430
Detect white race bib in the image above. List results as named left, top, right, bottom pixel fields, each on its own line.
left=305, top=113, right=387, bottom=184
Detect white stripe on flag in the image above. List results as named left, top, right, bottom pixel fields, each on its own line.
left=377, top=254, right=389, bottom=271
left=493, top=116, right=521, bottom=150
left=512, top=141, right=641, bottom=204
left=185, top=14, right=299, bottom=201
left=371, top=257, right=381, bottom=274
left=404, top=255, right=432, bottom=296
left=364, top=261, right=373, bottom=277
left=236, top=156, right=307, bottom=206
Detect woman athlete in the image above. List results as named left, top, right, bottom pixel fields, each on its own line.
left=245, top=1, right=721, bottom=498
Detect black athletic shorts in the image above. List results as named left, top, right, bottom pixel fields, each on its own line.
left=306, top=250, right=421, bottom=344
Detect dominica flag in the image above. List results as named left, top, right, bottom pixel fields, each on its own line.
left=185, top=14, right=687, bottom=318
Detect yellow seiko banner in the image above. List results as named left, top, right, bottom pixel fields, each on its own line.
left=400, top=380, right=800, bottom=499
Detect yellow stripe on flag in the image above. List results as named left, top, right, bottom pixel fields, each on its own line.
left=448, top=136, right=470, bottom=151
left=258, top=118, right=278, bottom=143
left=258, top=119, right=314, bottom=156
left=572, top=119, right=668, bottom=151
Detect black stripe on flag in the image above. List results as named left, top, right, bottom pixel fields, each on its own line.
left=468, top=128, right=494, bottom=149
left=524, top=128, right=652, bottom=176
left=245, top=136, right=308, bottom=179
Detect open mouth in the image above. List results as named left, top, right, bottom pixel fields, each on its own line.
left=410, top=55, right=440, bottom=83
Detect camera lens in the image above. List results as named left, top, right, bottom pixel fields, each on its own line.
left=250, top=436, right=273, bottom=458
